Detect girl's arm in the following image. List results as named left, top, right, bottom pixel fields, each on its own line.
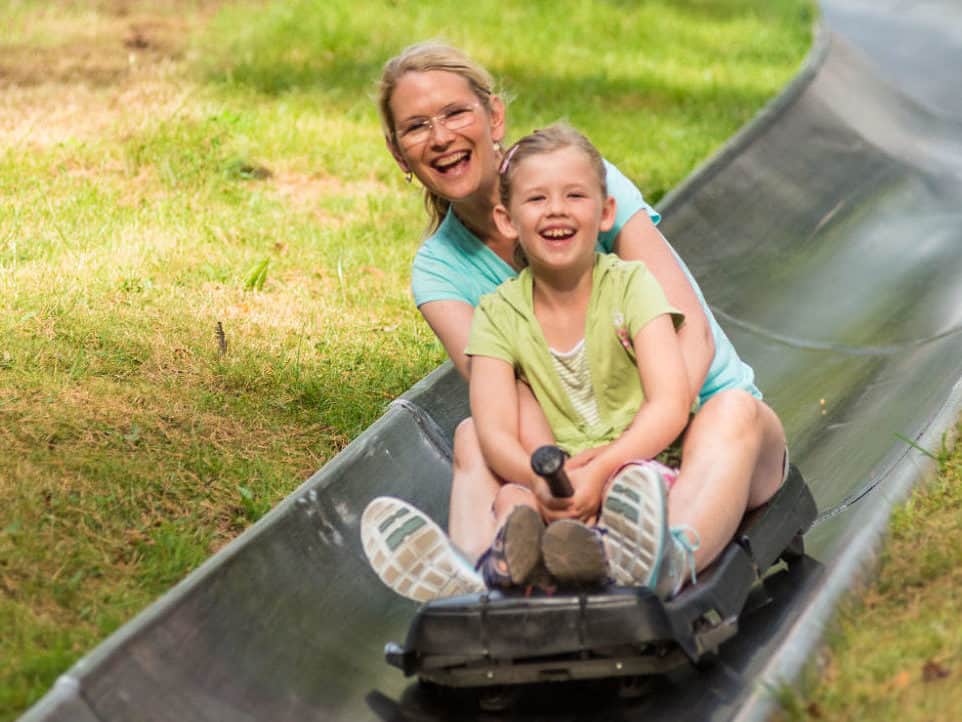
left=592, top=313, right=692, bottom=473
left=421, top=300, right=554, bottom=449
left=613, top=213, right=714, bottom=404
left=469, top=355, right=559, bottom=508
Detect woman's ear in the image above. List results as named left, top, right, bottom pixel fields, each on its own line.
left=493, top=203, right=519, bottom=241
left=599, top=196, right=617, bottom=232
left=489, top=96, right=506, bottom=145
left=385, top=135, right=411, bottom=174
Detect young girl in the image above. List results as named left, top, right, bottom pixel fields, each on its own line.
left=362, top=124, right=704, bottom=601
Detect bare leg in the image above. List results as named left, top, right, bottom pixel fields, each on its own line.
left=447, top=419, right=502, bottom=563
left=448, top=384, right=553, bottom=563
left=668, top=390, right=787, bottom=573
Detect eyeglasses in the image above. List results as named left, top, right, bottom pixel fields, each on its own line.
left=395, top=103, right=482, bottom=149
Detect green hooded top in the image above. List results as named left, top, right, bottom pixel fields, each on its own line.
left=466, top=253, right=684, bottom=455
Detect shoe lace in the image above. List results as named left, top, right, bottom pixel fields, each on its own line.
left=670, top=525, right=701, bottom=587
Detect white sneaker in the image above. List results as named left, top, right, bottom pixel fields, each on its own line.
left=598, top=462, right=670, bottom=587
left=361, top=496, right=484, bottom=603
left=654, top=526, right=701, bottom=600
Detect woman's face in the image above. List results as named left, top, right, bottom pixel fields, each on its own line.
left=388, top=70, right=504, bottom=203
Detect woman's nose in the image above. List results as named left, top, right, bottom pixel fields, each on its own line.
left=427, top=120, right=455, bottom=146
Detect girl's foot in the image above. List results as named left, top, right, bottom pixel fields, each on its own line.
left=361, top=497, right=484, bottom=603
left=653, top=526, right=701, bottom=600
left=541, top=519, right=609, bottom=586
left=477, top=505, right=545, bottom=589
left=598, top=462, right=670, bottom=587
left=599, top=462, right=701, bottom=599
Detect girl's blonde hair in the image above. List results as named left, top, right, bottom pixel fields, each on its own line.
left=377, top=41, right=499, bottom=233
left=498, top=123, right=607, bottom=210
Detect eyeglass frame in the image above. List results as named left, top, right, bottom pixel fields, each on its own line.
left=393, top=102, right=484, bottom=149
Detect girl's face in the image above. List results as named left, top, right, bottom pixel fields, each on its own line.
left=388, top=70, right=505, bottom=203
left=494, top=147, right=616, bottom=275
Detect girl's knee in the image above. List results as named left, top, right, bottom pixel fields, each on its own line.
left=492, top=484, right=537, bottom=519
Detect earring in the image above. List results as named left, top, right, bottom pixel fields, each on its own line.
left=494, top=140, right=504, bottom=155
left=405, top=171, right=413, bottom=184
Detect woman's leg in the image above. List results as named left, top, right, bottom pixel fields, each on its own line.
left=447, top=418, right=503, bottom=563
left=668, top=389, right=787, bottom=572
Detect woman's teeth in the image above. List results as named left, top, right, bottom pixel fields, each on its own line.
left=434, top=151, right=469, bottom=170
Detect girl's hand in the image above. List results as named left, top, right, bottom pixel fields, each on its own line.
left=565, top=444, right=611, bottom=470
left=542, top=466, right=606, bottom=524
left=531, top=477, right=568, bottom=517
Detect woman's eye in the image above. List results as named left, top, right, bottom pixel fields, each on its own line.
left=445, top=108, right=469, bottom=120
left=402, top=121, right=428, bottom=135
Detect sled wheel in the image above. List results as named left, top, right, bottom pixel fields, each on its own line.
left=617, top=675, right=655, bottom=699
left=416, top=679, right=443, bottom=696
left=780, top=533, right=805, bottom=564
left=477, top=685, right=519, bottom=713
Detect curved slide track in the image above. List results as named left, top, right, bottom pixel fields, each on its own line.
left=20, top=2, right=962, bottom=721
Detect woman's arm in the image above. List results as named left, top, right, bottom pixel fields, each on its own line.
left=613, top=213, right=714, bottom=404
left=419, top=299, right=474, bottom=379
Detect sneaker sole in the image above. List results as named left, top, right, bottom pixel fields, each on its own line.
left=541, top=519, right=608, bottom=586
left=501, top=506, right=545, bottom=585
left=600, top=464, right=668, bottom=586
left=361, top=497, right=484, bottom=603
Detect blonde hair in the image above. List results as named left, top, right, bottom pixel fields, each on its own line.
left=498, top=123, right=607, bottom=209
left=377, top=41, right=499, bottom=233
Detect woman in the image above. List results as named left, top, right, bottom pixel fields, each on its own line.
left=375, top=41, right=787, bottom=581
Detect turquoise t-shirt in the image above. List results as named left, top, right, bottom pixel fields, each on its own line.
left=410, top=159, right=760, bottom=404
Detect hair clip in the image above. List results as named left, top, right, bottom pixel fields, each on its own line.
left=499, top=143, right=520, bottom=175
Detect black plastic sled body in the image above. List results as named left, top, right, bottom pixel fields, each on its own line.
left=385, top=464, right=817, bottom=688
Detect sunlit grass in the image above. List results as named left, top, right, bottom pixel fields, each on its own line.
left=0, top=0, right=812, bottom=717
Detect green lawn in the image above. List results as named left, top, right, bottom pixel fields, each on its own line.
left=6, top=1, right=953, bottom=719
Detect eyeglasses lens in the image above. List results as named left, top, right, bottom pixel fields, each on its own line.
left=399, top=105, right=478, bottom=147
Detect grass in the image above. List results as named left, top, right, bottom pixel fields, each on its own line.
left=0, top=0, right=819, bottom=717
left=773, top=424, right=962, bottom=722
